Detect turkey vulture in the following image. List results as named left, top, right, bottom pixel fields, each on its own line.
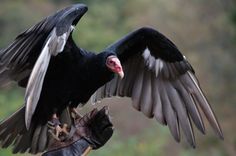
left=0, top=3, right=223, bottom=154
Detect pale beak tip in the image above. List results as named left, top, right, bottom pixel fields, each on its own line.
left=118, top=71, right=124, bottom=79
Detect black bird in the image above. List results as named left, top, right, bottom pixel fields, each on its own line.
left=0, top=3, right=223, bottom=154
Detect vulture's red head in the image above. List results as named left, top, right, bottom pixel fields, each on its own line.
left=106, top=55, right=124, bottom=79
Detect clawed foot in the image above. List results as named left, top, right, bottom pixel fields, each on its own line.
left=48, top=115, right=69, bottom=141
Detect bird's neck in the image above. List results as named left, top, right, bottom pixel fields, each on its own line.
left=89, top=53, right=114, bottom=84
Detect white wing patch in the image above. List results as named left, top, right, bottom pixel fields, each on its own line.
left=49, top=26, right=73, bottom=55
left=142, top=48, right=164, bottom=77
left=25, top=27, right=72, bottom=129
left=56, top=33, right=67, bottom=53
left=25, top=37, right=51, bottom=129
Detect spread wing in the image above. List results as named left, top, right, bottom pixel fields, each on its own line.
left=0, top=4, right=88, bottom=129
left=91, top=27, right=223, bottom=147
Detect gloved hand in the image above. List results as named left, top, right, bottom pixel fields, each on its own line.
left=42, top=106, right=113, bottom=156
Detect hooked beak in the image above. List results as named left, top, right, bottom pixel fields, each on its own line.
left=118, top=70, right=124, bottom=79
left=106, top=56, right=124, bottom=79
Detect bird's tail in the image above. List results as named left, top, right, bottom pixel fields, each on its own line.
left=0, top=106, right=50, bottom=154
left=0, top=106, right=72, bottom=154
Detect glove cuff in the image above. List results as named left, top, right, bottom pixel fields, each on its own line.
left=42, top=139, right=90, bottom=156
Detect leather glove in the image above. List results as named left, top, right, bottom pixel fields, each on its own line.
left=42, top=106, right=113, bottom=156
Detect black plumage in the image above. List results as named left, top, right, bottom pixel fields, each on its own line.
left=0, top=3, right=223, bottom=154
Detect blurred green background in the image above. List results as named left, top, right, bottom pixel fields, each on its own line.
left=0, top=0, right=236, bottom=155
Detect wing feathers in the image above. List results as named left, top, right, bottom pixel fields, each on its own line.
left=92, top=56, right=222, bottom=146
left=161, top=62, right=170, bottom=79
left=92, top=27, right=222, bottom=147
left=118, top=63, right=129, bottom=97
left=140, top=69, right=153, bottom=118
left=0, top=4, right=88, bottom=154
left=120, top=58, right=137, bottom=96
left=152, top=74, right=166, bottom=125
left=30, top=125, right=42, bottom=154
left=25, top=38, right=51, bottom=129
left=131, top=61, right=145, bottom=111
left=25, top=26, right=74, bottom=129
left=109, top=76, right=119, bottom=97
left=174, top=79, right=205, bottom=134
left=166, top=80, right=196, bottom=146
left=186, top=72, right=223, bottom=139
left=37, top=126, right=48, bottom=152
left=161, top=80, right=181, bottom=142
left=166, top=63, right=176, bottom=79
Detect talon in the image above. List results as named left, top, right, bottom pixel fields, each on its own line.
left=55, top=125, right=62, bottom=138
left=48, top=128, right=61, bottom=141
left=48, top=124, right=70, bottom=141
left=47, top=114, right=69, bottom=141
left=61, top=124, right=69, bottom=135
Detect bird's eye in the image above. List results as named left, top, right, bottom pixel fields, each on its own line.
left=107, top=59, right=115, bottom=66
left=109, top=60, right=114, bottom=65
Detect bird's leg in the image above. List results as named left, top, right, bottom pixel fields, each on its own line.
left=70, top=107, right=82, bottom=119
left=48, top=113, right=69, bottom=141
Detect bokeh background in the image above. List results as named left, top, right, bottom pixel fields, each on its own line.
left=0, top=0, right=236, bottom=155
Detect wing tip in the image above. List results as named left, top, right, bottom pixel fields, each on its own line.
left=219, top=134, right=224, bottom=140
left=218, top=134, right=224, bottom=140
left=173, top=135, right=181, bottom=143
left=198, top=124, right=206, bottom=135
left=25, top=112, right=31, bottom=130
left=215, top=128, right=224, bottom=140
left=191, top=143, right=196, bottom=149
left=25, top=121, right=31, bottom=131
